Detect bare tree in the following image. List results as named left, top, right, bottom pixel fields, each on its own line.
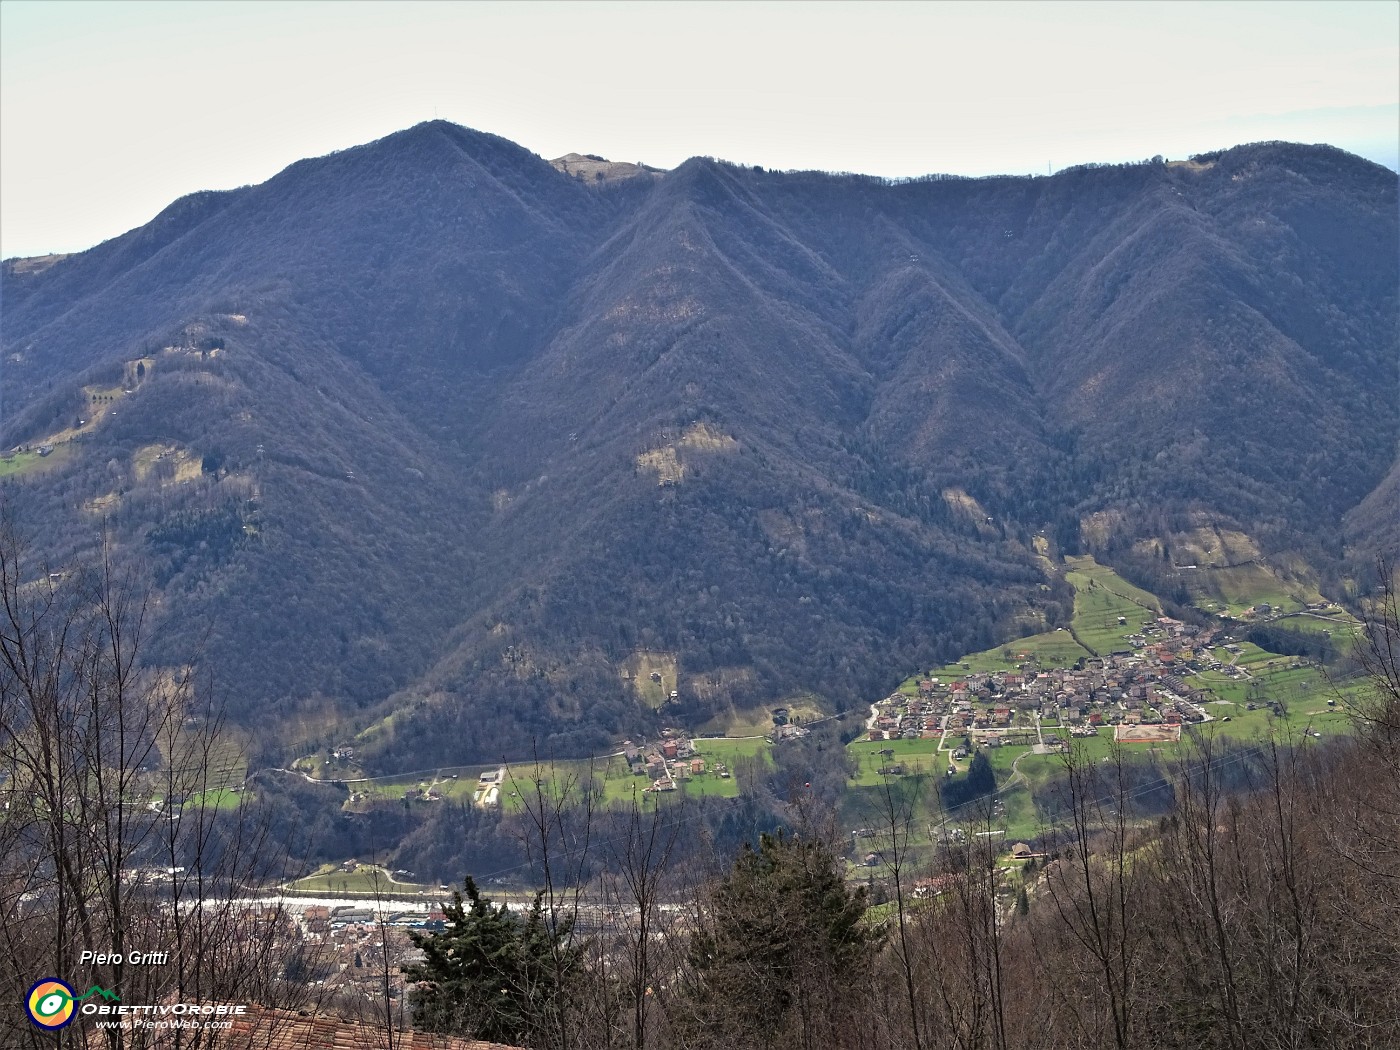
left=600, top=790, right=682, bottom=1050
left=514, top=749, right=596, bottom=1050
left=1032, top=743, right=1149, bottom=1050
left=868, top=771, right=929, bottom=1050
left=932, top=799, right=1012, bottom=1050
left=0, top=515, right=308, bottom=1048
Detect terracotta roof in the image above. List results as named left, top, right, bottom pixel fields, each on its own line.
left=149, top=1004, right=524, bottom=1050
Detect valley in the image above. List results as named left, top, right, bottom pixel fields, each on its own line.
left=269, top=549, right=1366, bottom=880
left=2, top=118, right=1395, bottom=1050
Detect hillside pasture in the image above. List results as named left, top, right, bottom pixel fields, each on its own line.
left=0, top=444, right=73, bottom=478
left=620, top=651, right=679, bottom=710
left=847, top=736, right=946, bottom=786
left=934, top=629, right=1090, bottom=678
left=494, top=738, right=772, bottom=810
left=1273, top=611, right=1362, bottom=647
left=1066, top=555, right=1160, bottom=654
left=1194, top=562, right=1321, bottom=617
left=699, top=695, right=825, bottom=737
left=159, top=729, right=247, bottom=801
left=0, top=451, right=41, bottom=477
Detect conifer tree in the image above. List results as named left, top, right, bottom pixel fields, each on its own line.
left=683, top=831, right=876, bottom=1047
left=405, top=876, right=578, bottom=1045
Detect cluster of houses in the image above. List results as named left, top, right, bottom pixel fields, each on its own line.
left=867, top=616, right=1238, bottom=749
left=622, top=731, right=721, bottom=792
left=300, top=903, right=445, bottom=934
left=294, top=905, right=435, bottom=1000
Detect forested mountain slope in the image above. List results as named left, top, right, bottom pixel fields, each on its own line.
left=3, top=123, right=1394, bottom=767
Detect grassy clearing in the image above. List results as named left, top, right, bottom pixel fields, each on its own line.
left=1274, top=612, right=1362, bottom=645
left=1197, top=702, right=1352, bottom=744
left=846, top=738, right=945, bottom=786
left=1196, top=563, right=1320, bottom=617
left=942, top=487, right=989, bottom=523
left=84, top=492, right=122, bottom=515
left=840, top=774, right=941, bottom=833
left=636, top=446, right=683, bottom=483
left=777, top=694, right=829, bottom=724
left=996, top=782, right=1042, bottom=841
left=896, top=678, right=921, bottom=697
left=999, top=630, right=1092, bottom=668
left=673, top=771, right=742, bottom=801
left=934, top=629, right=1090, bottom=678
left=621, top=651, right=679, bottom=710
left=0, top=451, right=41, bottom=477
left=487, top=739, right=774, bottom=811
left=205, top=737, right=249, bottom=789
left=1233, top=641, right=1292, bottom=670
left=292, top=754, right=330, bottom=778
left=677, top=422, right=738, bottom=452
left=694, top=737, right=771, bottom=764
left=668, top=738, right=773, bottom=799
left=131, top=443, right=201, bottom=484
left=981, top=745, right=1026, bottom=776
left=161, top=730, right=247, bottom=799
left=1066, top=555, right=1161, bottom=611
left=0, top=444, right=73, bottom=478
left=700, top=700, right=820, bottom=737
left=186, top=788, right=241, bottom=811
left=330, top=737, right=780, bottom=815
left=287, top=863, right=429, bottom=896
left=496, top=762, right=594, bottom=810
left=349, top=762, right=502, bottom=804
left=1166, top=524, right=1325, bottom=617
left=1190, top=656, right=1360, bottom=741
left=1066, top=555, right=1160, bottom=655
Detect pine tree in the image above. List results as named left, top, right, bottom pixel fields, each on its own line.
left=941, top=750, right=997, bottom=810
left=404, top=876, right=578, bottom=1045
left=684, top=831, right=877, bottom=1046
left=967, top=751, right=996, bottom=797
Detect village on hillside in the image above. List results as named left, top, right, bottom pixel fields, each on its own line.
left=863, top=593, right=1350, bottom=781
left=867, top=615, right=1222, bottom=756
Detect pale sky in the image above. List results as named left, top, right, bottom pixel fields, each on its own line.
left=2, top=0, right=1396, bottom=259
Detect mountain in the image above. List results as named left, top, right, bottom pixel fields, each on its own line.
left=2, top=123, right=1395, bottom=768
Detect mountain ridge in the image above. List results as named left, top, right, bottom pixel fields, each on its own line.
left=2, top=125, right=1395, bottom=768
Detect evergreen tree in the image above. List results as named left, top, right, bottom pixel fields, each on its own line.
left=967, top=751, right=996, bottom=796
left=941, top=750, right=997, bottom=810
left=404, top=876, right=578, bottom=1045
left=684, top=831, right=877, bottom=1046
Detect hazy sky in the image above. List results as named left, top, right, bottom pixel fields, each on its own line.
left=2, top=0, right=1396, bottom=258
